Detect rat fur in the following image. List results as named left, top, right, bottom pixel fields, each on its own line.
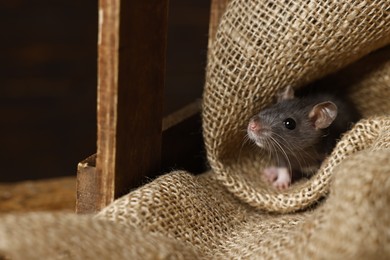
left=247, top=86, right=359, bottom=190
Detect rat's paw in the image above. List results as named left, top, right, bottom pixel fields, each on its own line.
left=262, top=167, right=279, bottom=183
left=263, top=167, right=291, bottom=190
left=273, top=178, right=290, bottom=190
left=273, top=167, right=291, bottom=190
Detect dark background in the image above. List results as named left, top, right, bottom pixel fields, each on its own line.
left=0, top=0, right=210, bottom=182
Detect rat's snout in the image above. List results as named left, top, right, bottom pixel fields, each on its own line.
left=247, top=116, right=267, bottom=148
left=248, top=116, right=262, bottom=133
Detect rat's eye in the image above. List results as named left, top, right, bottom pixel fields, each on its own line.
left=283, top=118, right=296, bottom=130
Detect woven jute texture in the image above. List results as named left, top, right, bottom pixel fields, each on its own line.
left=1, top=0, right=390, bottom=259
left=203, top=0, right=390, bottom=212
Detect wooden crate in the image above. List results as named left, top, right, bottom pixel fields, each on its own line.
left=77, top=0, right=228, bottom=214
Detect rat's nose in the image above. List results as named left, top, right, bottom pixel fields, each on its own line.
left=248, top=118, right=261, bottom=132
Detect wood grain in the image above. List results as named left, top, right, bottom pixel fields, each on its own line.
left=79, top=0, right=169, bottom=212
left=76, top=154, right=98, bottom=214
left=95, top=0, right=120, bottom=211
left=77, top=0, right=227, bottom=213
left=114, top=0, right=169, bottom=198
left=0, top=177, right=76, bottom=213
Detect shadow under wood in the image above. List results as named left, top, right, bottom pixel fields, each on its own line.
left=161, top=113, right=207, bottom=176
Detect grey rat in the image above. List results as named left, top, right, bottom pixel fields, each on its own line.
left=247, top=86, right=359, bottom=190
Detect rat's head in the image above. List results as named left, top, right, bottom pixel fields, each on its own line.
left=247, top=86, right=338, bottom=153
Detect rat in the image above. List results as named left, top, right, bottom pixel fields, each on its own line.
left=246, top=86, right=359, bottom=190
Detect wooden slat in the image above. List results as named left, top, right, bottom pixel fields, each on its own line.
left=162, top=100, right=202, bottom=131
left=93, top=0, right=119, bottom=212
left=77, top=102, right=203, bottom=213
left=76, top=0, right=169, bottom=213
left=113, top=0, right=168, bottom=197
left=76, top=0, right=229, bottom=214
left=0, top=177, right=76, bottom=213
left=76, top=155, right=98, bottom=213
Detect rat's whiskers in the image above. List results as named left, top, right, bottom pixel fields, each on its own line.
left=269, top=135, right=292, bottom=176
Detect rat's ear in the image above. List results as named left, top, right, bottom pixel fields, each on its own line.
left=277, top=86, right=295, bottom=102
left=309, top=101, right=338, bottom=129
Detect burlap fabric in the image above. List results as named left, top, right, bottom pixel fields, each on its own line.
left=1, top=0, right=390, bottom=259
left=203, top=0, right=390, bottom=213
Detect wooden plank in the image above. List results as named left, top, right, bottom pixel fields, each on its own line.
left=76, top=155, right=98, bottom=214
left=76, top=106, right=203, bottom=214
left=113, top=0, right=169, bottom=197
left=0, top=177, right=75, bottom=213
left=76, top=0, right=226, bottom=213
left=77, top=99, right=201, bottom=212
left=78, top=0, right=169, bottom=212
left=162, top=100, right=202, bottom=131
left=94, top=0, right=120, bottom=211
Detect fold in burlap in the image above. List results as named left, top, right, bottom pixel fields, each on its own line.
left=1, top=133, right=389, bottom=258
left=203, top=0, right=390, bottom=213
left=1, top=0, right=390, bottom=259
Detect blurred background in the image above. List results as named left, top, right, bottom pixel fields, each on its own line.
left=0, top=0, right=210, bottom=182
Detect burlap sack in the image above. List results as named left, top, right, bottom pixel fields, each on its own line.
left=203, top=0, right=390, bottom=213
left=1, top=0, right=389, bottom=259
